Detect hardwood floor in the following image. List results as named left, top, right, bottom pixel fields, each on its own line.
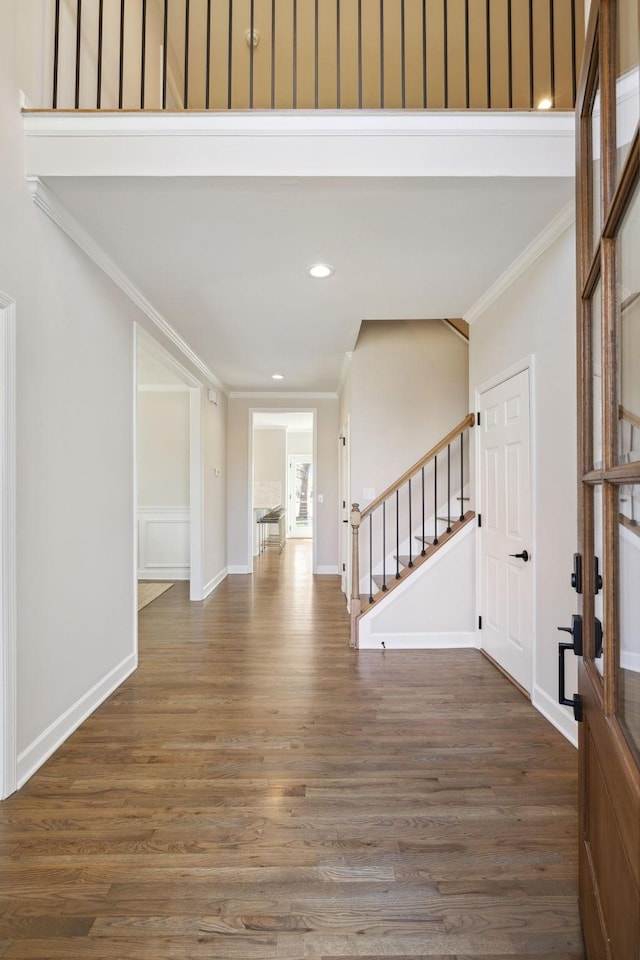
left=0, top=540, right=584, bottom=958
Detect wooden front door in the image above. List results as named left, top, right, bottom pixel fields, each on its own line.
left=576, top=2, right=640, bottom=956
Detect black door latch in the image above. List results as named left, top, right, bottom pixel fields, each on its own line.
left=557, top=615, right=583, bottom=722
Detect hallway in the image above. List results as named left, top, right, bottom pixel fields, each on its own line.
left=0, top=541, right=583, bottom=958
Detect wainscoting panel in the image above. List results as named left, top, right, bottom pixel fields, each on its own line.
left=138, top=506, right=190, bottom=580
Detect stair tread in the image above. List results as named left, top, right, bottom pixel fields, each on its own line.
left=415, top=534, right=437, bottom=544
left=395, top=555, right=419, bottom=568
left=372, top=573, right=403, bottom=588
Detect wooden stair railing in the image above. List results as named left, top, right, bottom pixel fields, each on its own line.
left=350, top=413, right=475, bottom=647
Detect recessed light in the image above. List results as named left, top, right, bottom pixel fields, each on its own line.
left=537, top=97, right=553, bottom=110
left=272, top=373, right=284, bottom=380
left=307, top=263, right=334, bottom=279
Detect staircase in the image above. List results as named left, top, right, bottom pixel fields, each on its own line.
left=349, top=414, right=475, bottom=647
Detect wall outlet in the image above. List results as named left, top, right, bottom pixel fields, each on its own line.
left=318, top=493, right=324, bottom=504
left=363, top=487, right=376, bottom=500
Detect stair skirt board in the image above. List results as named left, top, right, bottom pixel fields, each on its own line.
left=358, top=631, right=477, bottom=650
left=356, top=522, right=475, bottom=648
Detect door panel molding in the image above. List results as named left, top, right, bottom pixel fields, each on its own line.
left=476, top=359, right=534, bottom=695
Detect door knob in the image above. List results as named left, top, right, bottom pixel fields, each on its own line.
left=509, top=549, right=529, bottom=562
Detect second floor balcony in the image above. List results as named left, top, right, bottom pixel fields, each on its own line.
left=50, top=0, right=583, bottom=113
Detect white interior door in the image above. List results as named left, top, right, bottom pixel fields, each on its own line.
left=339, top=424, right=350, bottom=598
left=287, top=454, right=313, bottom=538
left=479, top=368, right=533, bottom=692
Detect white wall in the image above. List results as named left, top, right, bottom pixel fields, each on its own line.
left=2, top=0, right=229, bottom=789
left=2, top=0, right=138, bottom=785
left=254, top=428, right=287, bottom=507
left=346, top=320, right=469, bottom=508
left=287, top=431, right=313, bottom=456
left=469, top=224, right=578, bottom=744
left=228, top=397, right=339, bottom=573
left=137, top=390, right=190, bottom=506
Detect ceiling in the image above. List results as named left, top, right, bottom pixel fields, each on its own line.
left=45, top=175, right=574, bottom=393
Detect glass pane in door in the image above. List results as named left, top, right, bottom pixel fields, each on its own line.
left=619, top=483, right=640, bottom=762
left=591, top=83, right=602, bottom=254
left=592, top=280, right=604, bottom=469
left=617, top=184, right=640, bottom=465
left=615, top=0, right=640, bottom=184
left=289, top=456, right=313, bottom=537
left=594, top=483, right=605, bottom=676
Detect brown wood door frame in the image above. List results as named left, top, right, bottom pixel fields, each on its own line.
left=576, top=1, right=640, bottom=956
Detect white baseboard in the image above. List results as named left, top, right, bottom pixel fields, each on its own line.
left=228, top=565, right=252, bottom=575
left=359, top=631, right=476, bottom=650
left=621, top=650, right=640, bottom=672
left=203, top=567, right=228, bottom=599
left=316, top=565, right=339, bottom=575
left=532, top=683, right=578, bottom=748
left=138, top=568, right=189, bottom=580
left=17, top=652, right=137, bottom=789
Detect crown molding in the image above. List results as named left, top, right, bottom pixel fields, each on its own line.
left=27, top=177, right=227, bottom=394
left=464, top=200, right=575, bottom=326
left=229, top=391, right=337, bottom=400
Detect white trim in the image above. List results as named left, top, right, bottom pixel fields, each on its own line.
left=189, top=387, right=204, bottom=602
left=136, top=327, right=203, bottom=389
left=228, top=565, right=252, bottom=575
left=17, top=653, right=137, bottom=789
left=28, top=178, right=226, bottom=393
left=359, top=631, right=476, bottom=650
left=132, top=323, right=139, bottom=695
left=203, top=567, right=228, bottom=599
left=137, top=383, right=190, bottom=393
left=465, top=202, right=575, bottom=325
left=621, top=651, right=640, bottom=672
left=532, top=684, right=578, bottom=749
left=138, top=505, right=190, bottom=516
left=475, top=358, right=537, bottom=698
left=231, top=391, right=337, bottom=400
left=0, top=296, right=17, bottom=800
left=316, top=565, right=340, bottom=575
left=23, top=110, right=576, bottom=138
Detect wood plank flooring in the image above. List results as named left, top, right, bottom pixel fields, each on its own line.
left=0, top=540, right=584, bottom=958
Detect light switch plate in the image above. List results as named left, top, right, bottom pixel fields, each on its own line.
left=363, top=487, right=376, bottom=500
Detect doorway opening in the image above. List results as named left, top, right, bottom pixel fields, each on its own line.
left=250, top=410, right=316, bottom=572
left=135, top=328, right=204, bottom=612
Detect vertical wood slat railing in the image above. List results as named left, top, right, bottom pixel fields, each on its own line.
left=50, top=0, right=582, bottom=112
left=349, top=413, right=474, bottom=647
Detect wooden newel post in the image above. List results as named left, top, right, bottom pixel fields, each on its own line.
left=350, top=503, right=362, bottom=647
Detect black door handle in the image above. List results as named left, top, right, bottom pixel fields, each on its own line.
left=509, top=550, right=529, bottom=561
left=557, top=614, right=583, bottom=722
